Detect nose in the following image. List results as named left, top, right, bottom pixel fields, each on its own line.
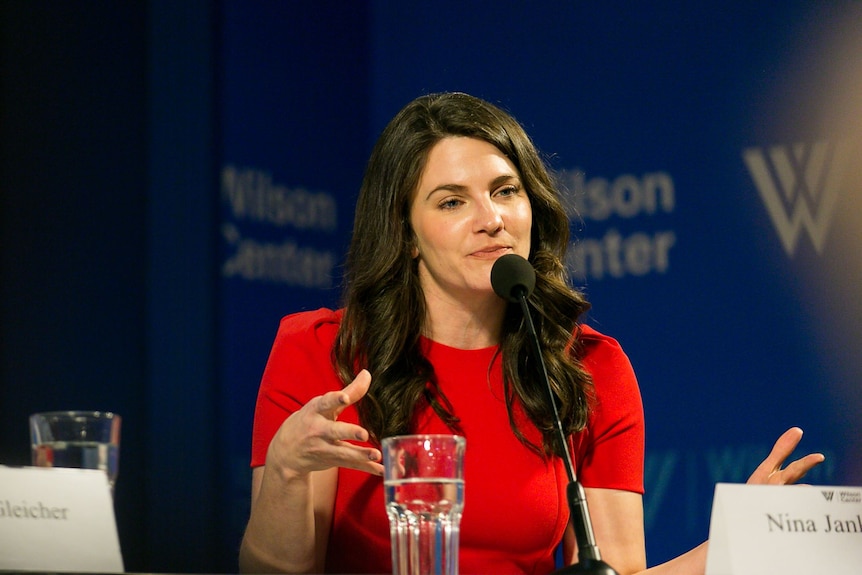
left=474, top=197, right=504, bottom=234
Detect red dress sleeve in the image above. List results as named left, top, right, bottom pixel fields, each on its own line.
left=572, top=325, right=645, bottom=494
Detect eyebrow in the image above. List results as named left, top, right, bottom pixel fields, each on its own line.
left=423, top=174, right=520, bottom=201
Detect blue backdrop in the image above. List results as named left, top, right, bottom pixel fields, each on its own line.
left=2, top=0, right=859, bottom=572
left=217, top=0, right=862, bottom=567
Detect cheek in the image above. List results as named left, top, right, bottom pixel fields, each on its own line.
left=516, top=203, right=533, bottom=254
left=515, top=203, right=533, bottom=233
left=415, top=216, right=462, bottom=250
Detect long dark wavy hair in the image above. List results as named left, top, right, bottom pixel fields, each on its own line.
left=333, top=92, right=592, bottom=457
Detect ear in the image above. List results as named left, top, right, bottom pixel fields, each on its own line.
left=406, top=223, right=419, bottom=259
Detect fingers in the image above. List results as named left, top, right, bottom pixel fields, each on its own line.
left=317, top=369, right=372, bottom=421
left=754, top=427, right=804, bottom=479
left=269, top=369, right=382, bottom=477
left=310, top=369, right=377, bottom=443
left=321, top=437, right=383, bottom=475
left=778, top=452, right=825, bottom=484
left=345, top=369, right=372, bottom=402
left=327, top=370, right=383, bottom=474
left=747, top=427, right=825, bottom=485
left=771, top=426, right=805, bottom=458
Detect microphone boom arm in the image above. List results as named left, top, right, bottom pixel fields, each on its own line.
left=515, top=288, right=619, bottom=575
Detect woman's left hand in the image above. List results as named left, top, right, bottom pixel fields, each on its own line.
left=746, top=427, right=825, bottom=485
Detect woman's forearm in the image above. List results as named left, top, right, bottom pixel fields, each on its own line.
left=239, top=467, right=331, bottom=574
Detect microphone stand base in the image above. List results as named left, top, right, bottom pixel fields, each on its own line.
left=553, top=558, right=619, bottom=575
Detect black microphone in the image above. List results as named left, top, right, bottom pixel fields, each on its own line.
left=491, top=254, right=619, bottom=575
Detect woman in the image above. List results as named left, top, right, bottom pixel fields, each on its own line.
left=239, top=92, right=823, bottom=574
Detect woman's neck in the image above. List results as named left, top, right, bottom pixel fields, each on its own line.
left=421, top=290, right=506, bottom=349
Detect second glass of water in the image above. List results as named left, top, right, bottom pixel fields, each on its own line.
left=383, top=434, right=466, bottom=575
left=29, top=410, right=122, bottom=491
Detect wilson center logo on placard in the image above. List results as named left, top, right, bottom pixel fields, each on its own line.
left=743, top=141, right=852, bottom=257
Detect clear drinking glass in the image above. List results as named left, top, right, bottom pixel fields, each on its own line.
left=383, top=434, right=466, bottom=575
left=29, top=411, right=122, bottom=491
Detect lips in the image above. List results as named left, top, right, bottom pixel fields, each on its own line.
left=471, top=246, right=511, bottom=259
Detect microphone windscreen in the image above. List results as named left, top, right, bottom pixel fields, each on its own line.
left=490, top=254, right=536, bottom=302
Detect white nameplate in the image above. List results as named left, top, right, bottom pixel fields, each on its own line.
left=0, top=465, right=124, bottom=573
left=705, top=483, right=862, bottom=575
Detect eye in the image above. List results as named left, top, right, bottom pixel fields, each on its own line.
left=438, top=197, right=464, bottom=210
left=495, top=184, right=520, bottom=198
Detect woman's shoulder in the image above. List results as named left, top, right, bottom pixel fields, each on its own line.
left=272, top=307, right=344, bottom=350
left=577, top=323, right=625, bottom=356
left=277, top=307, right=343, bottom=333
left=576, top=323, right=637, bottom=385
left=261, top=308, right=343, bottom=388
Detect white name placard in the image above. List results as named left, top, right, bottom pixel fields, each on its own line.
left=0, top=465, right=124, bottom=573
left=705, top=483, right=862, bottom=575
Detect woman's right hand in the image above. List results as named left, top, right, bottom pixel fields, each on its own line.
left=264, top=369, right=384, bottom=478
left=242, top=372, right=381, bottom=572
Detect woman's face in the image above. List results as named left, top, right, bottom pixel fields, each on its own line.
left=409, top=136, right=532, bottom=303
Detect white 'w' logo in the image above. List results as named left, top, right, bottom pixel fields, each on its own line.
left=743, top=141, right=851, bottom=256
